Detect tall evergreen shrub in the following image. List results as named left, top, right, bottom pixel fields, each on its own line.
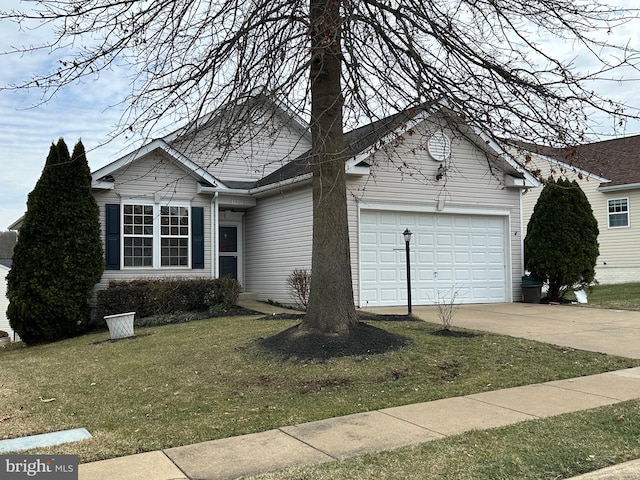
left=524, top=178, right=599, bottom=301
left=7, top=139, right=104, bottom=344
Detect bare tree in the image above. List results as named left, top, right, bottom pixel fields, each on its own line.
left=1, top=0, right=638, bottom=336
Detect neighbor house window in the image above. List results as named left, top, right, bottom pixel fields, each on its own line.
left=608, top=198, right=629, bottom=228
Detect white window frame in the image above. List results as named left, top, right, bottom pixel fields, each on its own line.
left=607, top=198, right=630, bottom=229
left=121, top=199, right=192, bottom=269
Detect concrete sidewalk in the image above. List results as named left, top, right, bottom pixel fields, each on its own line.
left=77, top=303, right=640, bottom=480
left=79, top=367, right=640, bottom=480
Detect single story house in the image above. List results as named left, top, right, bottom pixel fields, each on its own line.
left=520, top=135, right=640, bottom=285
left=86, top=95, right=537, bottom=307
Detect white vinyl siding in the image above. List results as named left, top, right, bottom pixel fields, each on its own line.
left=170, top=109, right=311, bottom=182
left=608, top=198, right=629, bottom=228
left=244, top=185, right=313, bottom=303
left=93, top=153, right=211, bottom=292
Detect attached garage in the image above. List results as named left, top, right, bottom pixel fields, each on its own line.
left=359, top=209, right=510, bottom=307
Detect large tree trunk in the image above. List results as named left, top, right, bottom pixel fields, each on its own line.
left=301, top=0, right=358, bottom=335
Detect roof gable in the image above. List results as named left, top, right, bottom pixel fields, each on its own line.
left=91, top=139, right=222, bottom=189
left=257, top=104, right=538, bottom=188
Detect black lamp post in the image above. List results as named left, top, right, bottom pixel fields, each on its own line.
left=403, top=228, right=413, bottom=315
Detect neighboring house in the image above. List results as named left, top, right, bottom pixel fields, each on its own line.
left=14, top=96, right=539, bottom=307
left=520, top=135, right=640, bottom=285
left=0, top=259, right=18, bottom=342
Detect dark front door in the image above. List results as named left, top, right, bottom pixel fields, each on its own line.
left=219, top=225, right=238, bottom=279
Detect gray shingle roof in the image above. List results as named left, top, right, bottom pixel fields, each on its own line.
left=255, top=107, right=429, bottom=188
left=522, top=134, right=640, bottom=187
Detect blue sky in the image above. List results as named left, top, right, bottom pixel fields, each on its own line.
left=1, top=1, right=640, bottom=230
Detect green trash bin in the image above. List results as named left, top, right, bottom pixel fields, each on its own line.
left=521, top=276, right=543, bottom=303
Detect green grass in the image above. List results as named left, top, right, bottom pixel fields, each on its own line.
left=254, top=401, right=640, bottom=480
left=1, top=314, right=638, bottom=465
left=573, top=282, right=640, bottom=311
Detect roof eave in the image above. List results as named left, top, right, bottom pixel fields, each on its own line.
left=597, top=182, right=640, bottom=193
left=91, top=139, right=222, bottom=188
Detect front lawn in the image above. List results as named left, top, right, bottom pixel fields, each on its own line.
left=567, top=282, right=640, bottom=310
left=0, top=314, right=638, bottom=464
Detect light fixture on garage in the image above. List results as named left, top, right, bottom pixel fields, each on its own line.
left=403, top=228, right=413, bottom=316
left=436, top=163, right=447, bottom=181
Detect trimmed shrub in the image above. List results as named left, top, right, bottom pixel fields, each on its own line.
left=7, top=140, right=104, bottom=345
left=525, top=178, right=599, bottom=301
left=95, top=278, right=242, bottom=322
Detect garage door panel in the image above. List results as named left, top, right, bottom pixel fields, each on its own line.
left=360, top=231, right=378, bottom=245
left=360, top=268, right=378, bottom=281
left=379, top=268, right=399, bottom=281
left=380, top=289, right=400, bottom=301
left=379, top=213, right=399, bottom=225
left=436, top=234, right=453, bottom=246
left=379, top=232, right=398, bottom=246
left=437, top=251, right=453, bottom=263
left=417, top=269, right=435, bottom=281
left=417, top=251, right=435, bottom=263
left=360, top=210, right=507, bottom=306
left=454, top=251, right=470, bottom=263
left=379, top=251, right=398, bottom=264
left=416, top=233, right=435, bottom=246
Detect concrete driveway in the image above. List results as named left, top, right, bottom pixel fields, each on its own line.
left=363, top=303, right=640, bottom=359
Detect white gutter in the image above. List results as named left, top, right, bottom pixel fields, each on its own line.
left=597, top=182, right=640, bottom=193
left=197, top=185, right=253, bottom=196
left=248, top=173, right=313, bottom=196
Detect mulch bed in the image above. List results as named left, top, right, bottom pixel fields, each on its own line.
left=259, top=322, right=411, bottom=361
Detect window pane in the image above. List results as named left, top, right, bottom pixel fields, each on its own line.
left=161, top=238, right=188, bottom=266
left=219, top=226, right=237, bottom=252
left=609, top=213, right=628, bottom=227
left=160, top=204, right=189, bottom=267
left=123, top=205, right=154, bottom=267
left=608, top=199, right=629, bottom=227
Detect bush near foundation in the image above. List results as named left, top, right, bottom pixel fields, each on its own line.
left=525, top=178, right=599, bottom=301
left=96, top=278, right=241, bottom=321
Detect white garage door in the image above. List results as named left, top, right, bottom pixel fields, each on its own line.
left=360, top=210, right=507, bottom=306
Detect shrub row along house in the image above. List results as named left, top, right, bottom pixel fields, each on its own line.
left=12, top=95, right=539, bottom=309
left=520, top=135, right=640, bottom=286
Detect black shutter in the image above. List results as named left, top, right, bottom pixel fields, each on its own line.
left=105, top=204, right=120, bottom=270
left=192, top=206, right=205, bottom=269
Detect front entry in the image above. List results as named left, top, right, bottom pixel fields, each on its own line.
left=219, top=225, right=239, bottom=279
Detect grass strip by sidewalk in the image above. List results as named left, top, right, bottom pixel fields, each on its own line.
left=253, top=400, right=640, bottom=480
left=1, top=314, right=638, bottom=463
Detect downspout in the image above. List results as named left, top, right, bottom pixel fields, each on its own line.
left=212, top=192, right=219, bottom=279
left=520, top=188, right=526, bottom=277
